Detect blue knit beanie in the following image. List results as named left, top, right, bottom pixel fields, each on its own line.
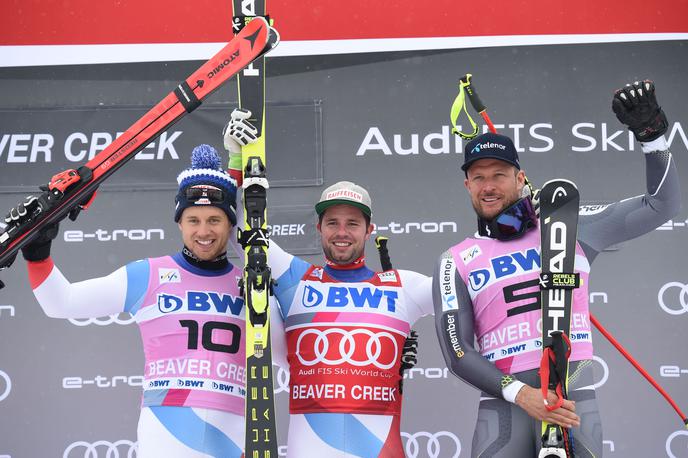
left=174, top=144, right=237, bottom=225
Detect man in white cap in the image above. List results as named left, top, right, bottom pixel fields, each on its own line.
left=226, top=111, right=432, bottom=458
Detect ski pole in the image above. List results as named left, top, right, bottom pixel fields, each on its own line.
left=590, top=314, right=688, bottom=428
left=450, top=73, right=497, bottom=139
left=374, top=236, right=418, bottom=396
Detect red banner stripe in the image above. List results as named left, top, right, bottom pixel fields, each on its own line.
left=2, top=0, right=687, bottom=46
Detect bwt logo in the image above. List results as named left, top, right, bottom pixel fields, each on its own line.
left=468, top=248, right=540, bottom=291
left=63, top=440, right=137, bottom=458
left=69, top=313, right=135, bottom=326
left=0, top=370, right=11, bottom=402
left=501, top=343, right=526, bottom=356
left=157, top=291, right=244, bottom=316
left=64, top=228, right=164, bottom=242
left=401, top=431, right=462, bottom=458
left=177, top=379, right=204, bottom=388
left=658, top=282, right=688, bottom=315
left=301, top=285, right=398, bottom=312
left=471, top=141, right=506, bottom=154
left=62, top=375, right=144, bottom=389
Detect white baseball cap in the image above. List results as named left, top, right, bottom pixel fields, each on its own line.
left=315, top=181, right=372, bottom=217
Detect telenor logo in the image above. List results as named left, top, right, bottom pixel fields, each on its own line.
left=471, top=141, right=507, bottom=154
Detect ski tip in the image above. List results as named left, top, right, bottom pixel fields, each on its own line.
left=264, top=27, right=281, bottom=53
left=541, top=178, right=578, bottom=189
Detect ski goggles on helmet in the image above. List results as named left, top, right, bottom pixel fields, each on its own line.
left=478, top=197, right=537, bottom=241
left=185, top=185, right=225, bottom=205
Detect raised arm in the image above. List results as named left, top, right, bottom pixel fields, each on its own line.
left=578, top=80, right=680, bottom=261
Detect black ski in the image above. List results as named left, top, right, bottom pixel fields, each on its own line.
left=232, top=1, right=279, bottom=457
left=538, top=179, right=580, bottom=458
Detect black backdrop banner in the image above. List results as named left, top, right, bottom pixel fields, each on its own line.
left=0, top=40, right=686, bottom=458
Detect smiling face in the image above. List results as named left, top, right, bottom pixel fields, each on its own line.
left=178, top=206, right=232, bottom=261
left=317, top=204, right=374, bottom=265
left=464, top=158, right=526, bottom=220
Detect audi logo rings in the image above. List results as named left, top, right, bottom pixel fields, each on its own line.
left=69, top=313, right=136, bottom=327
left=273, top=364, right=290, bottom=394
left=401, top=431, right=462, bottom=458
left=0, top=370, right=10, bottom=402
left=296, top=328, right=399, bottom=370
left=63, top=440, right=137, bottom=458
left=658, top=282, right=688, bottom=315
left=666, top=430, right=688, bottom=458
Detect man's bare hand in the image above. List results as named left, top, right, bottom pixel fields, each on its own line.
left=515, top=385, right=580, bottom=428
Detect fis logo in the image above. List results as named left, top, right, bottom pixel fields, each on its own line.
left=468, top=248, right=540, bottom=291
left=311, top=268, right=324, bottom=280
left=157, top=292, right=244, bottom=316
left=377, top=271, right=398, bottom=283
left=301, top=285, right=399, bottom=312
left=159, top=268, right=180, bottom=284
left=460, top=245, right=481, bottom=265
left=471, top=141, right=506, bottom=154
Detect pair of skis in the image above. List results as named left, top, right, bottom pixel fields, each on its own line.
left=452, top=75, right=687, bottom=457
left=232, top=1, right=279, bottom=457
left=0, top=13, right=281, bottom=456
left=0, top=17, right=277, bottom=273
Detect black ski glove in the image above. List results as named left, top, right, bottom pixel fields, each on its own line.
left=398, top=330, right=419, bottom=394
left=4, top=195, right=58, bottom=262
left=612, top=80, right=668, bottom=142
left=22, top=222, right=59, bottom=262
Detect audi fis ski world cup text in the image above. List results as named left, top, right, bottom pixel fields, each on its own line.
left=354, top=122, right=688, bottom=156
